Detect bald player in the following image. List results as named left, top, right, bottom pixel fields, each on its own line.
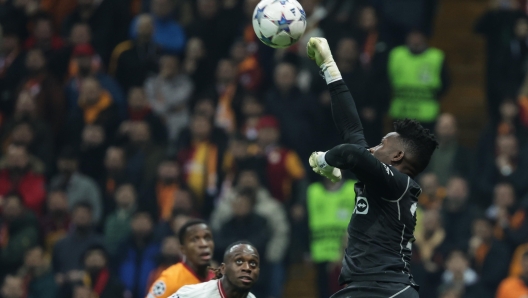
left=170, top=242, right=260, bottom=298
left=148, top=220, right=216, bottom=298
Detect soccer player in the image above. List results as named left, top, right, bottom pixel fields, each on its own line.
left=306, top=37, right=439, bottom=298
left=147, top=220, right=215, bottom=298
left=169, top=242, right=259, bottom=298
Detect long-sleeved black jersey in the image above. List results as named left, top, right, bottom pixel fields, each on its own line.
left=325, top=80, right=421, bottom=287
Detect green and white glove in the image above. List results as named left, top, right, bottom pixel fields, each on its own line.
left=309, top=151, right=342, bottom=183
left=306, top=37, right=342, bottom=84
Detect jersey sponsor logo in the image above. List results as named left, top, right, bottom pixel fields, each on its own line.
left=354, top=196, right=369, bottom=215
left=382, top=163, right=394, bottom=176
left=152, top=281, right=166, bottom=296
left=410, top=202, right=417, bottom=217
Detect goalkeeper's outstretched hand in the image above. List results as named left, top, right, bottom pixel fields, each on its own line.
left=306, top=37, right=342, bottom=84
left=309, top=151, right=342, bottom=183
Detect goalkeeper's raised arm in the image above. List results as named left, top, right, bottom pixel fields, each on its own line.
left=307, top=37, right=368, bottom=148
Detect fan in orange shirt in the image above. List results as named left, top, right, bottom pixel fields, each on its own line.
left=147, top=220, right=216, bottom=298
left=496, top=250, right=528, bottom=298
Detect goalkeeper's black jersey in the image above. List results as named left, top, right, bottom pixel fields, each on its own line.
left=339, top=164, right=421, bottom=286
left=324, top=80, right=422, bottom=287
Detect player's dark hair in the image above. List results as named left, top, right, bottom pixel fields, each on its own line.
left=178, top=219, right=208, bottom=245
left=223, top=241, right=256, bottom=260
left=393, top=119, right=438, bottom=174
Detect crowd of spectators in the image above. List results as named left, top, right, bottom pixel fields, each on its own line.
left=0, top=0, right=528, bottom=297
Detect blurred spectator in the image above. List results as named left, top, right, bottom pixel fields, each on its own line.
left=265, top=62, right=323, bottom=161
left=412, top=209, right=449, bottom=298
left=249, top=115, right=306, bottom=204
left=68, top=23, right=92, bottom=47
left=306, top=179, right=356, bottom=298
left=19, top=48, right=66, bottom=135
left=143, top=160, right=191, bottom=221
left=427, top=113, right=472, bottom=185
left=182, top=37, right=215, bottom=92
left=1, top=91, right=54, bottom=172
left=62, top=0, right=129, bottom=65
left=40, top=0, right=77, bottom=30
left=23, top=13, right=67, bottom=77
left=208, top=59, right=244, bottom=134
left=295, top=0, right=327, bottom=56
left=40, top=190, right=70, bottom=257
left=103, top=184, right=137, bottom=255
left=145, top=54, right=194, bottom=141
left=65, top=76, right=120, bottom=146
left=64, top=245, right=125, bottom=298
left=476, top=134, right=528, bottom=207
left=352, top=6, right=389, bottom=72
left=418, top=173, right=446, bottom=210
left=498, top=16, right=528, bottom=99
left=124, top=87, right=167, bottom=145
left=99, top=146, right=130, bottom=216
left=49, top=147, right=103, bottom=224
left=145, top=235, right=181, bottom=291
left=186, top=0, right=240, bottom=61
left=214, top=187, right=271, bottom=297
left=1, top=116, right=54, bottom=176
left=0, top=275, right=23, bottom=298
left=129, top=0, right=186, bottom=54
left=442, top=177, right=479, bottom=252
left=0, top=27, right=25, bottom=114
left=239, top=94, right=264, bottom=142
left=467, top=217, right=510, bottom=295
left=16, top=245, right=57, bottom=298
left=65, top=43, right=126, bottom=118
left=78, top=124, right=107, bottom=180
left=212, top=168, right=289, bottom=263
left=115, top=211, right=159, bottom=298
left=52, top=202, right=104, bottom=278
left=440, top=250, right=483, bottom=298
left=496, top=250, right=528, bottom=298
left=0, top=145, right=46, bottom=215
left=221, top=134, right=252, bottom=191
left=120, top=121, right=166, bottom=196
left=177, top=114, right=225, bottom=217
left=387, top=29, right=449, bottom=130
left=475, top=0, right=525, bottom=120
left=0, top=0, right=39, bottom=41
left=0, top=194, right=39, bottom=279
left=229, top=39, right=263, bottom=92
left=109, top=14, right=160, bottom=93
left=486, top=183, right=516, bottom=236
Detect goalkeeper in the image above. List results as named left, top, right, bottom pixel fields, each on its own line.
left=306, top=37, right=438, bottom=298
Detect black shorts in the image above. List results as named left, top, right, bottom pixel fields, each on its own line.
left=329, top=281, right=419, bottom=298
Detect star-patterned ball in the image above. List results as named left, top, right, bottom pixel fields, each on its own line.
left=252, top=0, right=307, bottom=49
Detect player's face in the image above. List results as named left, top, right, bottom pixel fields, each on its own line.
left=369, top=132, right=402, bottom=165
left=181, top=224, right=214, bottom=267
left=222, top=245, right=260, bottom=290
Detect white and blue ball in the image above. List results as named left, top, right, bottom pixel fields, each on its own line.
left=252, top=0, right=307, bottom=49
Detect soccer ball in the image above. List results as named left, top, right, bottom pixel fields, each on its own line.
left=252, top=0, right=307, bottom=49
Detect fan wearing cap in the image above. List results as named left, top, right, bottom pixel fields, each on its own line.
left=66, top=43, right=126, bottom=117
left=247, top=115, right=305, bottom=204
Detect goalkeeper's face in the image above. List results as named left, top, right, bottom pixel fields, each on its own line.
left=222, top=244, right=260, bottom=290
left=369, top=132, right=404, bottom=166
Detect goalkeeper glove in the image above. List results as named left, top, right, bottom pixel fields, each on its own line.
left=306, top=37, right=342, bottom=84
left=309, top=151, right=342, bottom=183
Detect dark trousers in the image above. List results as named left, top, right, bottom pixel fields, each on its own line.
left=315, top=262, right=330, bottom=298
left=330, top=281, right=419, bottom=298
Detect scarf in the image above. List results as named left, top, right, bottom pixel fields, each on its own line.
left=215, top=84, right=237, bottom=134
left=79, top=91, right=112, bottom=124
left=83, top=267, right=110, bottom=297
left=185, top=141, right=218, bottom=203
left=414, top=228, right=445, bottom=261
left=156, top=182, right=179, bottom=221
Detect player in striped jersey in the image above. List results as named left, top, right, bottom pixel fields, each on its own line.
left=170, top=242, right=259, bottom=298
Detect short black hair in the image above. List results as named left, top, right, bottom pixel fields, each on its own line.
left=178, top=219, right=208, bottom=245
left=81, top=244, right=109, bottom=264
left=223, top=241, right=258, bottom=261
left=393, top=119, right=438, bottom=174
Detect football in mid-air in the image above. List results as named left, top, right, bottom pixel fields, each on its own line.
left=252, top=0, right=307, bottom=49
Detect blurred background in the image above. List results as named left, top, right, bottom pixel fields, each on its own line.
left=0, top=0, right=527, bottom=297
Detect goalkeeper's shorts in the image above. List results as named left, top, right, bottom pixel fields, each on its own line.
left=329, top=281, right=419, bottom=298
